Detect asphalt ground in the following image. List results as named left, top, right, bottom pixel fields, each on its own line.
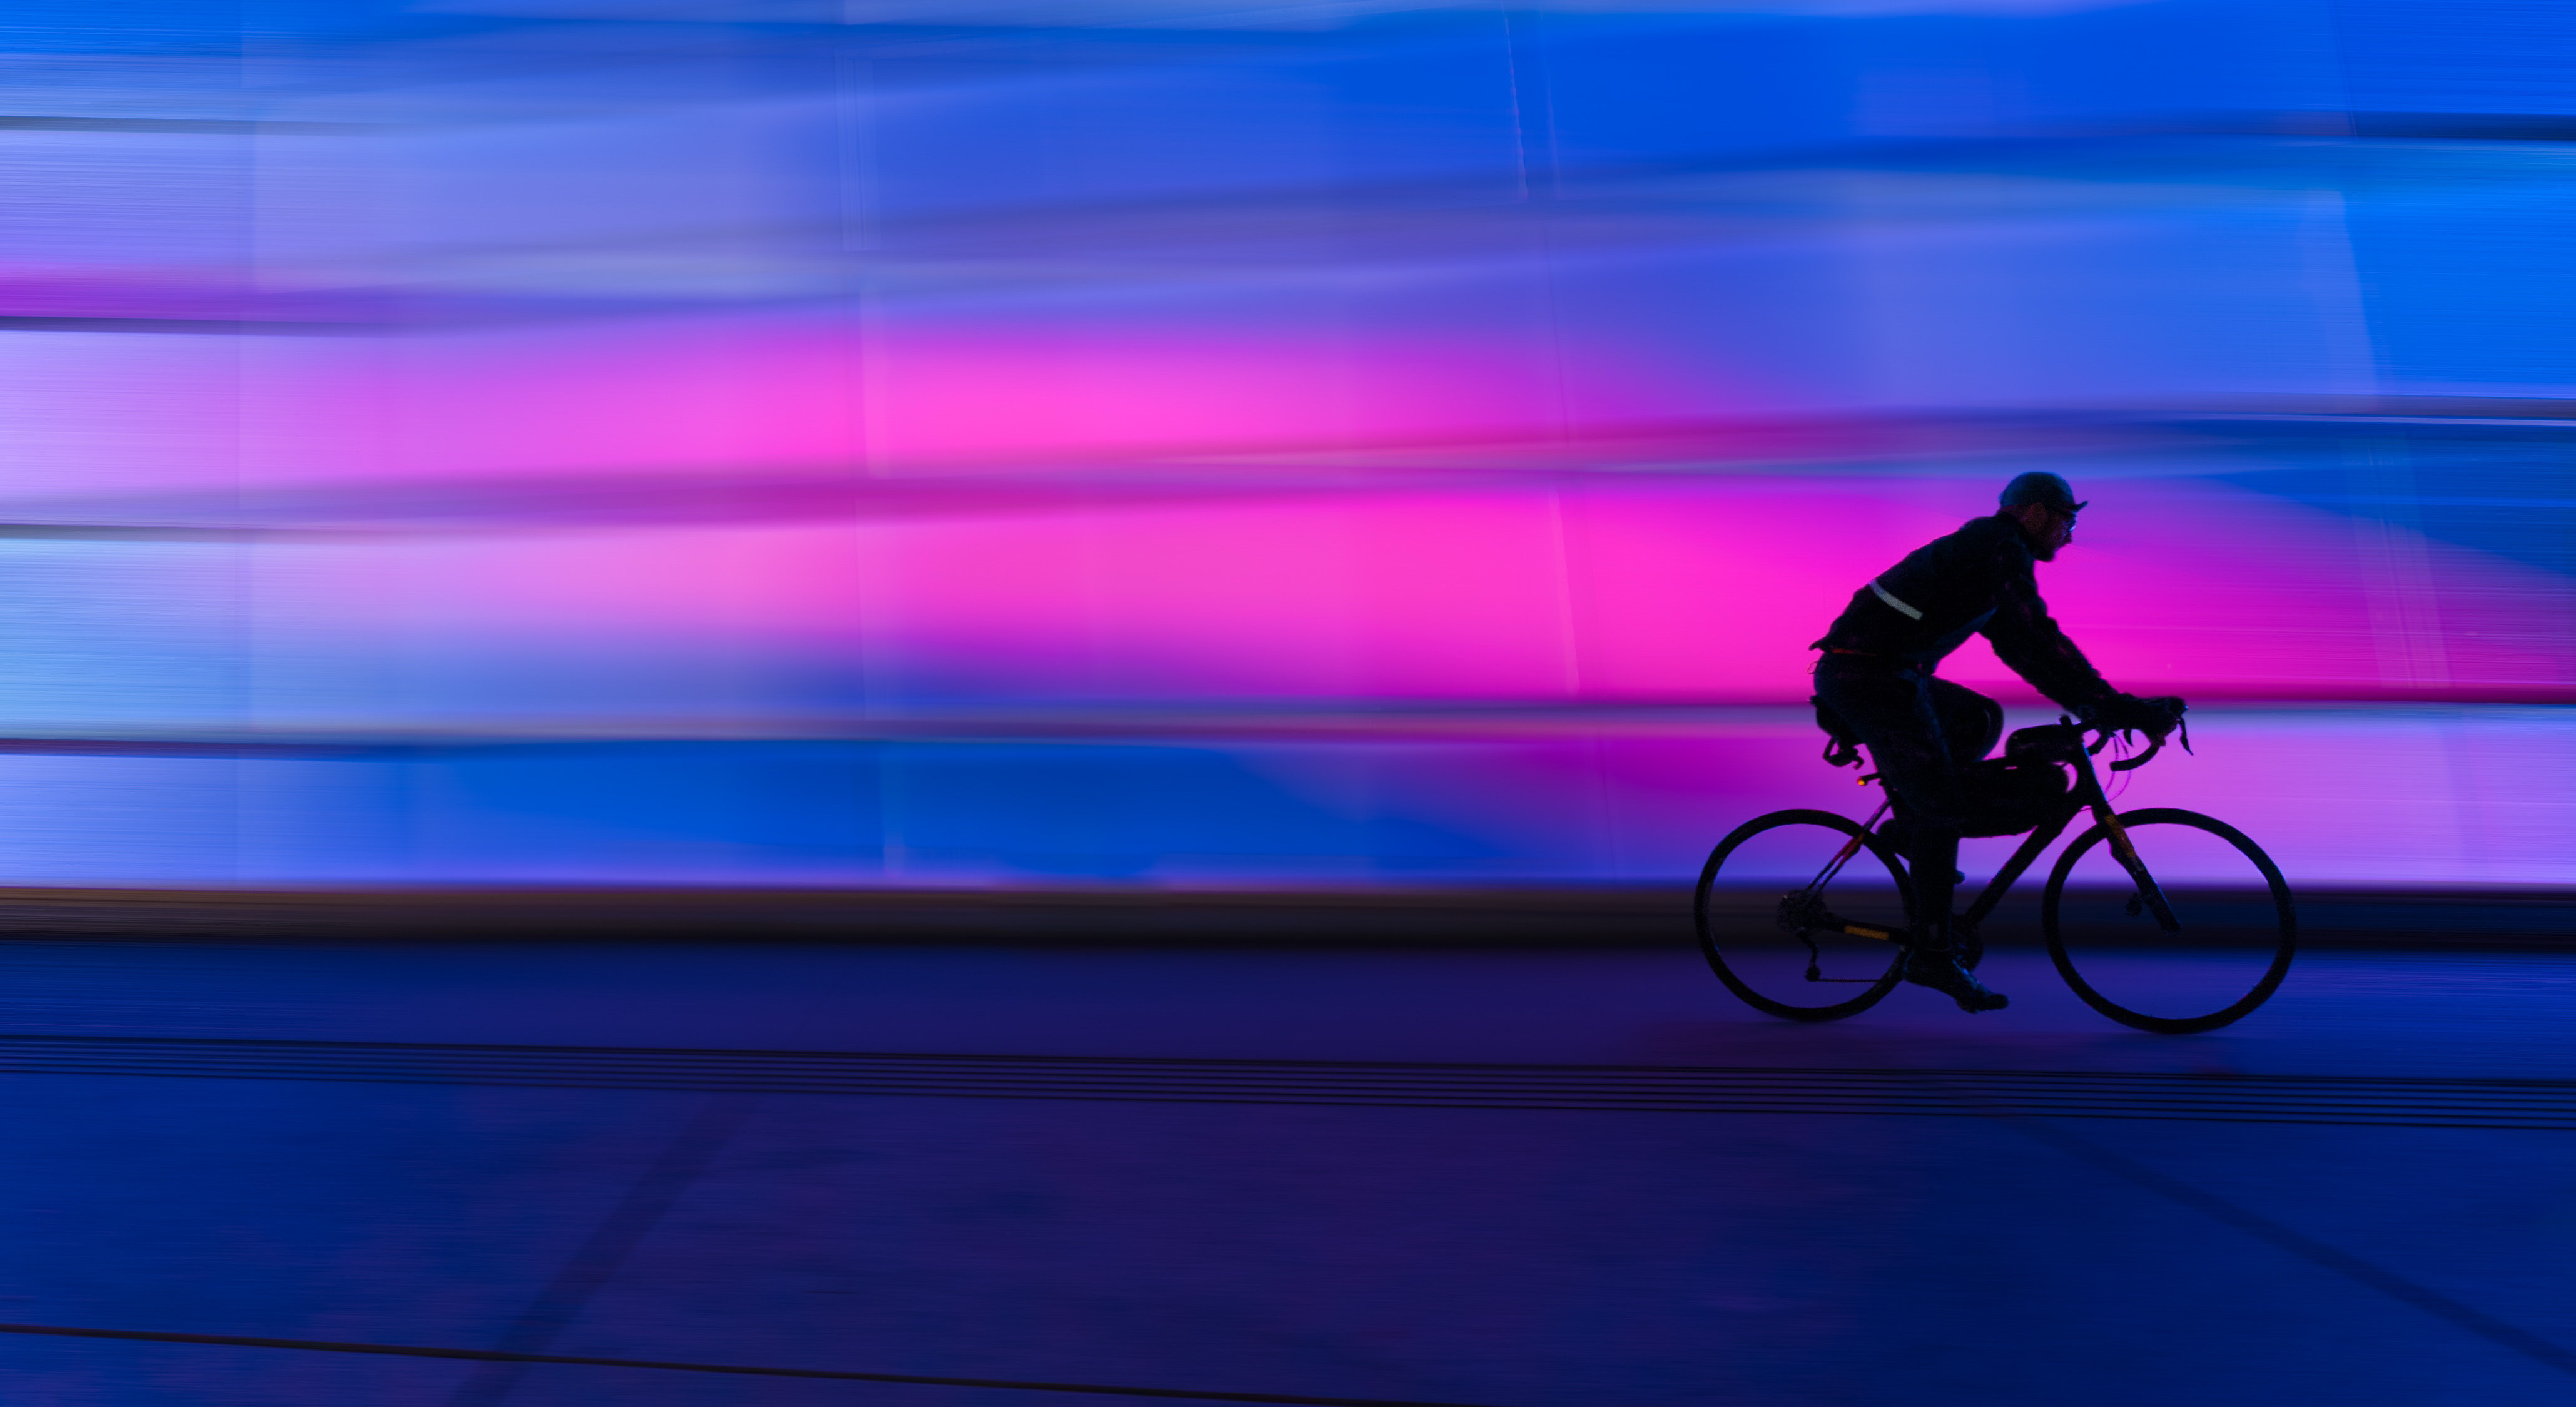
left=0, top=938, right=2566, bottom=1405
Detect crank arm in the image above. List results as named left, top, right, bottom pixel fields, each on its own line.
left=1777, top=890, right=1899, bottom=943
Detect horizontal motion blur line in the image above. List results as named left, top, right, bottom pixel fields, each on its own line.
left=0, top=6, right=1403, bottom=73
left=0, top=153, right=2357, bottom=333
left=0, top=1321, right=1501, bottom=1406
left=0, top=114, right=365, bottom=135
left=0, top=460, right=1404, bottom=534
left=0, top=524, right=302, bottom=542
left=9, top=111, right=2563, bottom=338
left=300, top=14, right=1341, bottom=74
left=2164, top=109, right=2576, bottom=144
left=0, top=705, right=1828, bottom=757
left=0, top=1034, right=2570, bottom=1130
left=0, top=398, right=2568, bottom=537
left=0, top=419, right=2129, bottom=536
left=2172, top=394, right=2576, bottom=429
left=848, top=111, right=2576, bottom=257
left=0, top=315, right=370, bottom=335
left=0, top=700, right=2558, bottom=756
left=0, top=883, right=2558, bottom=948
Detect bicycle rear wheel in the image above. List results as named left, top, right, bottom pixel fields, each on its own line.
left=1696, top=809, right=1912, bottom=1022
left=2042, top=808, right=2295, bottom=1034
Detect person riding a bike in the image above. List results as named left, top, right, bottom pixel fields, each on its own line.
left=1811, top=471, right=2184, bottom=1013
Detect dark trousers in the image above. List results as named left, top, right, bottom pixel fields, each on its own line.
left=1812, top=654, right=2067, bottom=943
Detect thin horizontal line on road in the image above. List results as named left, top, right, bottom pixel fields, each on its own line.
left=0, top=1320, right=1502, bottom=1406
left=0, top=1034, right=2569, bottom=1130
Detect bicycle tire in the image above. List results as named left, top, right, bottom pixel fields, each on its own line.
left=1696, top=808, right=1913, bottom=1022
left=2041, top=808, right=2296, bottom=1034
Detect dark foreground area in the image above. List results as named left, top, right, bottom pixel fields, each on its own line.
left=0, top=936, right=2568, bottom=1405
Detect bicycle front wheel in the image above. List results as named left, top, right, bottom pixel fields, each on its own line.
left=1696, top=809, right=1912, bottom=1022
left=2042, top=808, right=2295, bottom=1034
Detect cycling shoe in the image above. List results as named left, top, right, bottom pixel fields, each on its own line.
left=1903, top=948, right=2009, bottom=1013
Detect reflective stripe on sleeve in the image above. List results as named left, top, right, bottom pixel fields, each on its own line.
left=1869, top=578, right=1924, bottom=621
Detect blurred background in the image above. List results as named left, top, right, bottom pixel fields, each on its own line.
left=0, top=0, right=2568, bottom=894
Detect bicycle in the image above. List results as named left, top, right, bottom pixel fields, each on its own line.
left=1693, top=717, right=2295, bottom=1034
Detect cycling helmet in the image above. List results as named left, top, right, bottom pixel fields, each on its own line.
left=2000, top=471, right=2086, bottom=514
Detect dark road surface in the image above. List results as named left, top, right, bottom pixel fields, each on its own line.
left=0, top=939, right=2567, bottom=1405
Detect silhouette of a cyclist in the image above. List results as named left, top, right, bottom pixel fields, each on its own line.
left=1811, top=472, right=2183, bottom=1012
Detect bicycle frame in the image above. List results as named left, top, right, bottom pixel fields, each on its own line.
left=1955, top=721, right=2179, bottom=941
left=1783, top=718, right=2181, bottom=950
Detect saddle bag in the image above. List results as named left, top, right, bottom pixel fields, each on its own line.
left=2006, top=722, right=2084, bottom=764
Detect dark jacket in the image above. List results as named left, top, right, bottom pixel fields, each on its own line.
left=1812, top=512, right=2114, bottom=712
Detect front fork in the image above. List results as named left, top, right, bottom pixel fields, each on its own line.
left=2068, top=728, right=2181, bottom=935
left=2097, top=814, right=2181, bottom=933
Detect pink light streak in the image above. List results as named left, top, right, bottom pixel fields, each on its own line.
left=260, top=473, right=2573, bottom=709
